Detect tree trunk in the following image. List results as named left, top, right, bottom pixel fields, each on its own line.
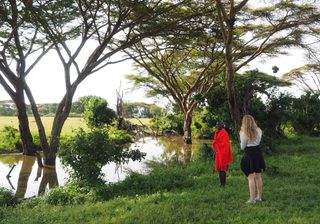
left=225, top=57, right=240, bottom=133
left=223, top=13, right=241, bottom=134
left=116, top=88, right=124, bottom=130
left=183, top=113, right=192, bottom=144
left=15, top=96, right=36, bottom=156
left=42, top=94, right=74, bottom=167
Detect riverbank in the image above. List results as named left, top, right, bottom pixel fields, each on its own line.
left=0, top=136, right=319, bottom=223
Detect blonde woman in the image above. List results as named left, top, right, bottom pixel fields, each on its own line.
left=240, top=115, right=266, bottom=205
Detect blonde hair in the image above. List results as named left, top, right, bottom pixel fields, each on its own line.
left=240, top=115, right=259, bottom=141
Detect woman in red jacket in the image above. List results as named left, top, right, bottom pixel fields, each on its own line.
left=212, top=121, right=233, bottom=187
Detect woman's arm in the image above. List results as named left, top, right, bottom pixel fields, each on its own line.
left=239, top=131, right=247, bottom=150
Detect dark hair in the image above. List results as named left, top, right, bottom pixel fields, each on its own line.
left=216, top=121, right=224, bottom=129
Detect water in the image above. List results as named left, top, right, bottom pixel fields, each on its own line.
left=0, top=136, right=211, bottom=198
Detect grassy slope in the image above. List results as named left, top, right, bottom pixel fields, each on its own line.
left=1, top=136, right=319, bottom=224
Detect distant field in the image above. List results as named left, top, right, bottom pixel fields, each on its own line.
left=0, top=116, right=87, bottom=135
left=0, top=116, right=152, bottom=135
left=128, top=117, right=152, bottom=126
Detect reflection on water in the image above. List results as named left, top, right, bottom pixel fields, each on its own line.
left=0, top=154, right=67, bottom=198
left=0, top=136, right=211, bottom=198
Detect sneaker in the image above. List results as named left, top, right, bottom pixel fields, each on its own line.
left=255, top=197, right=262, bottom=202
left=246, top=199, right=256, bottom=205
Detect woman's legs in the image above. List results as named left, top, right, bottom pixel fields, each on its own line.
left=248, top=174, right=256, bottom=202
left=255, top=173, right=263, bottom=200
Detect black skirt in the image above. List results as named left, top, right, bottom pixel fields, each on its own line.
left=240, top=145, right=266, bottom=177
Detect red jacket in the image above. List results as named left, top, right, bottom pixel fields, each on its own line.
left=212, top=128, right=233, bottom=170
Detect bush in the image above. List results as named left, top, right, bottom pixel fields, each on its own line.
left=83, top=96, right=116, bottom=128
left=191, top=109, right=214, bottom=139
left=59, top=128, right=145, bottom=185
left=151, top=113, right=183, bottom=134
left=197, top=143, right=214, bottom=161
left=0, top=126, right=22, bottom=152
left=0, top=187, right=17, bottom=207
left=44, top=183, right=90, bottom=206
left=290, top=92, right=320, bottom=135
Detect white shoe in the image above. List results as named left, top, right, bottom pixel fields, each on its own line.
left=246, top=199, right=256, bottom=205
left=255, top=197, right=262, bottom=202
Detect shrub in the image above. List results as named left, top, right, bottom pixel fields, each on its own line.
left=151, top=113, right=183, bottom=134
left=290, top=92, right=320, bottom=135
left=197, top=143, right=214, bottom=161
left=0, top=126, right=22, bottom=152
left=83, top=96, right=116, bottom=128
left=59, top=128, right=145, bottom=186
left=0, top=187, right=17, bottom=207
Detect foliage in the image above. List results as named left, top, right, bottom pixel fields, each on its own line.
left=196, top=143, right=214, bottom=161
left=59, top=128, right=144, bottom=185
left=83, top=96, right=116, bottom=129
left=0, top=126, right=22, bottom=152
left=151, top=113, right=184, bottom=135
left=71, top=96, right=94, bottom=115
left=205, top=81, right=233, bottom=132
left=0, top=101, right=83, bottom=117
left=0, top=102, right=16, bottom=116
left=43, top=183, right=95, bottom=206
left=108, top=127, right=133, bottom=145
left=262, top=93, right=293, bottom=138
left=191, top=109, right=214, bottom=139
left=0, top=187, right=17, bottom=207
left=290, top=92, right=320, bottom=135
left=36, top=103, right=59, bottom=116
left=282, top=64, right=320, bottom=94
left=206, top=70, right=293, bottom=141
left=123, top=102, right=163, bottom=118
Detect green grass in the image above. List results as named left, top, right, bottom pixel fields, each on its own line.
left=128, top=117, right=152, bottom=126
left=0, top=116, right=150, bottom=136
left=0, top=136, right=320, bottom=223
left=0, top=116, right=87, bottom=135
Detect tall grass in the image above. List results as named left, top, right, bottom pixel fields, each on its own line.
left=0, top=136, right=319, bottom=223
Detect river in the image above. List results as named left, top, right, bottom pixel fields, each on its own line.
left=0, top=136, right=212, bottom=198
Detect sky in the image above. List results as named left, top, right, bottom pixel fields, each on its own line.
left=0, top=50, right=155, bottom=109
left=0, top=47, right=307, bottom=110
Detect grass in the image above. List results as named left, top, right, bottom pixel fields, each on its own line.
left=0, top=116, right=87, bottom=136
left=0, top=116, right=151, bottom=136
left=0, top=136, right=320, bottom=223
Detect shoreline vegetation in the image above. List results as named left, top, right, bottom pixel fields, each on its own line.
left=0, top=116, right=154, bottom=154
left=1, top=134, right=320, bottom=223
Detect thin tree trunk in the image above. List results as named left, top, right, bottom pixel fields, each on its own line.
left=183, top=113, right=192, bottom=144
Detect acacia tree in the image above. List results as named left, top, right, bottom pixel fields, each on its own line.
left=1, top=0, right=188, bottom=166
left=282, top=64, right=320, bottom=94
left=124, top=1, right=225, bottom=144
left=282, top=28, right=320, bottom=94
left=214, top=0, right=320, bottom=132
left=0, top=0, right=53, bottom=155
left=235, top=70, right=291, bottom=115
left=126, top=46, right=225, bottom=144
